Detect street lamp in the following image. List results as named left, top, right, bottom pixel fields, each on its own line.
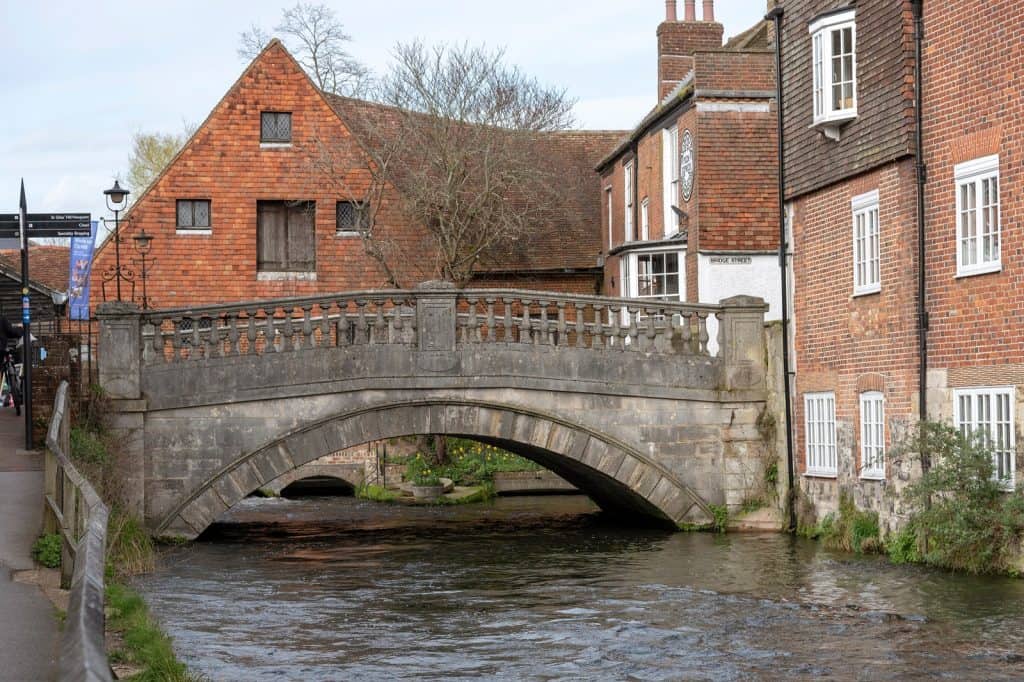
left=132, top=229, right=155, bottom=309
left=101, top=180, right=132, bottom=301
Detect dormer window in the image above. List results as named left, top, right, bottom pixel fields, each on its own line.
left=810, top=9, right=857, bottom=138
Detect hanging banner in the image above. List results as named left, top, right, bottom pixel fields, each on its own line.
left=68, top=221, right=97, bottom=320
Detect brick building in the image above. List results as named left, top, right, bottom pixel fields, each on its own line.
left=920, top=1, right=1024, bottom=490
left=778, top=0, right=1023, bottom=529
left=597, top=0, right=780, bottom=334
left=88, top=41, right=624, bottom=311
left=777, top=0, right=919, bottom=527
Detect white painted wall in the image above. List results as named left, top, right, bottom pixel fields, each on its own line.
left=698, top=253, right=780, bottom=355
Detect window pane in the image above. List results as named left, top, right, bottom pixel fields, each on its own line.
left=261, top=112, right=292, bottom=142
left=194, top=201, right=210, bottom=227
left=177, top=201, right=192, bottom=228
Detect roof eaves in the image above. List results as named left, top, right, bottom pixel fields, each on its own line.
left=596, top=74, right=696, bottom=171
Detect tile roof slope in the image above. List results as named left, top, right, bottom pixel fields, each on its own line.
left=324, top=93, right=626, bottom=272
left=0, top=245, right=70, bottom=293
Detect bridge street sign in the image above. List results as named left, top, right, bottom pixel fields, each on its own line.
left=0, top=213, right=92, bottom=238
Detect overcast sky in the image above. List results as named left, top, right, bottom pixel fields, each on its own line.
left=0, top=1, right=765, bottom=233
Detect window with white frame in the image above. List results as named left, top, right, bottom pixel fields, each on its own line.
left=605, top=187, right=613, bottom=249
left=640, top=198, right=650, bottom=241
left=954, top=387, right=1016, bottom=486
left=663, top=126, right=680, bottom=235
left=852, top=190, right=880, bottom=295
left=810, top=10, right=857, bottom=126
left=624, top=161, right=634, bottom=241
left=621, top=249, right=684, bottom=302
left=955, top=155, right=1000, bottom=277
left=805, top=392, right=837, bottom=476
left=860, top=392, right=885, bottom=479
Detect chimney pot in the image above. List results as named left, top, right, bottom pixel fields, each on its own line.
left=702, top=0, right=715, bottom=22
left=684, top=0, right=696, bottom=21
left=665, top=0, right=677, bottom=22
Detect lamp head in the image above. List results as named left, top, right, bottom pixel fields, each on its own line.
left=103, top=179, right=130, bottom=207
left=132, top=228, right=153, bottom=255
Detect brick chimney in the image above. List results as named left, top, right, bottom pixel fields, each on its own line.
left=657, top=0, right=724, bottom=100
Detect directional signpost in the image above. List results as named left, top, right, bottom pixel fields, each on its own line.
left=0, top=213, right=92, bottom=239
left=5, top=181, right=91, bottom=449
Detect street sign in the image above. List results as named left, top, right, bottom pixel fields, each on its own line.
left=0, top=212, right=92, bottom=238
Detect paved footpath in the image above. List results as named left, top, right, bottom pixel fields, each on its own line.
left=0, top=412, right=58, bottom=681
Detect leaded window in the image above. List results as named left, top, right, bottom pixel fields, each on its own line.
left=261, top=112, right=292, bottom=143
left=336, top=201, right=367, bottom=233
left=176, top=199, right=211, bottom=230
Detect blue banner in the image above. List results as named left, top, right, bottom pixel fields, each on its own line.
left=68, top=221, right=97, bottom=320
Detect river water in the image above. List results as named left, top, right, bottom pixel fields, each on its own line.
left=135, top=495, right=1024, bottom=680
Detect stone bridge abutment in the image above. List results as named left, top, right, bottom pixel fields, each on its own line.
left=97, top=286, right=776, bottom=539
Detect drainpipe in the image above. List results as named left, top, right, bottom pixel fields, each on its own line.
left=765, top=5, right=796, bottom=533
left=913, top=0, right=928, bottom=438
left=631, top=140, right=640, bottom=240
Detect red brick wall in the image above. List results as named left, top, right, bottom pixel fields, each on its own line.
left=693, top=49, right=775, bottom=93
left=792, top=160, right=919, bottom=479
left=657, top=20, right=724, bottom=99
left=922, top=0, right=1024, bottom=371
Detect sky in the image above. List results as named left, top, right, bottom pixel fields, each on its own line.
left=0, top=1, right=765, bottom=241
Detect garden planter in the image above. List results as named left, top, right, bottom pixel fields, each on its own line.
left=411, top=484, right=445, bottom=501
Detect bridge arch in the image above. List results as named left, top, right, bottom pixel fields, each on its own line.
left=156, top=399, right=715, bottom=538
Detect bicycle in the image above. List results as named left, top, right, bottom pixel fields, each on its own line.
left=2, top=349, right=22, bottom=416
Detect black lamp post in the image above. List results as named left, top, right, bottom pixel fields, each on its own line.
left=132, top=229, right=155, bottom=309
left=101, top=180, right=131, bottom=301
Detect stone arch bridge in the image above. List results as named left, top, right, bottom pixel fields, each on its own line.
left=97, top=285, right=773, bottom=539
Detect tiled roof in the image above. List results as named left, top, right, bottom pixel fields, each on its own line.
left=0, top=245, right=70, bottom=293
left=324, top=94, right=626, bottom=272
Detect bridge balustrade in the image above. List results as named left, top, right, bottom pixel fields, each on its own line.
left=135, top=287, right=733, bottom=365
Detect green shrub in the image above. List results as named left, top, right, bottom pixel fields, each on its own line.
left=32, top=533, right=62, bottom=569
left=818, top=492, right=881, bottom=554
left=70, top=426, right=110, bottom=466
left=709, top=504, right=729, bottom=533
left=892, top=421, right=1024, bottom=575
left=885, top=527, right=922, bottom=565
left=356, top=483, right=399, bottom=503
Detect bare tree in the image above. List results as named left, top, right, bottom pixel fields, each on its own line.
left=314, top=42, right=577, bottom=288
left=238, top=3, right=370, bottom=96
left=126, top=123, right=196, bottom=198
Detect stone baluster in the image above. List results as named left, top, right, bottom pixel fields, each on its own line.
left=316, top=303, right=331, bottom=348
left=355, top=299, right=368, bottom=345
left=537, top=299, right=550, bottom=345
left=519, top=298, right=532, bottom=344
left=626, top=306, right=640, bottom=351
left=372, top=299, right=387, bottom=345
left=190, top=318, right=201, bottom=358
left=592, top=305, right=604, bottom=349
left=141, top=318, right=157, bottom=365
left=465, top=297, right=479, bottom=344
left=608, top=305, right=621, bottom=350
left=485, top=298, right=497, bottom=342
left=573, top=303, right=585, bottom=349
left=336, top=302, right=351, bottom=347
left=282, top=308, right=296, bottom=352
left=644, top=310, right=658, bottom=353
left=555, top=301, right=566, bottom=348
left=244, top=311, right=257, bottom=355
left=263, top=312, right=277, bottom=353
left=502, top=297, right=514, bottom=343
left=697, top=312, right=710, bottom=355
left=301, top=305, right=314, bottom=350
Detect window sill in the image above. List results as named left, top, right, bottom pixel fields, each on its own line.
left=853, top=285, right=880, bottom=298
left=257, top=271, right=317, bottom=281
left=259, top=142, right=292, bottom=149
left=335, top=231, right=365, bottom=238
left=176, top=228, right=212, bottom=236
left=803, top=470, right=837, bottom=479
left=860, top=472, right=886, bottom=482
left=810, top=113, right=856, bottom=141
left=956, top=263, right=1002, bottom=279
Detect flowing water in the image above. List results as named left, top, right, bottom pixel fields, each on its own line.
left=134, top=495, right=1024, bottom=681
